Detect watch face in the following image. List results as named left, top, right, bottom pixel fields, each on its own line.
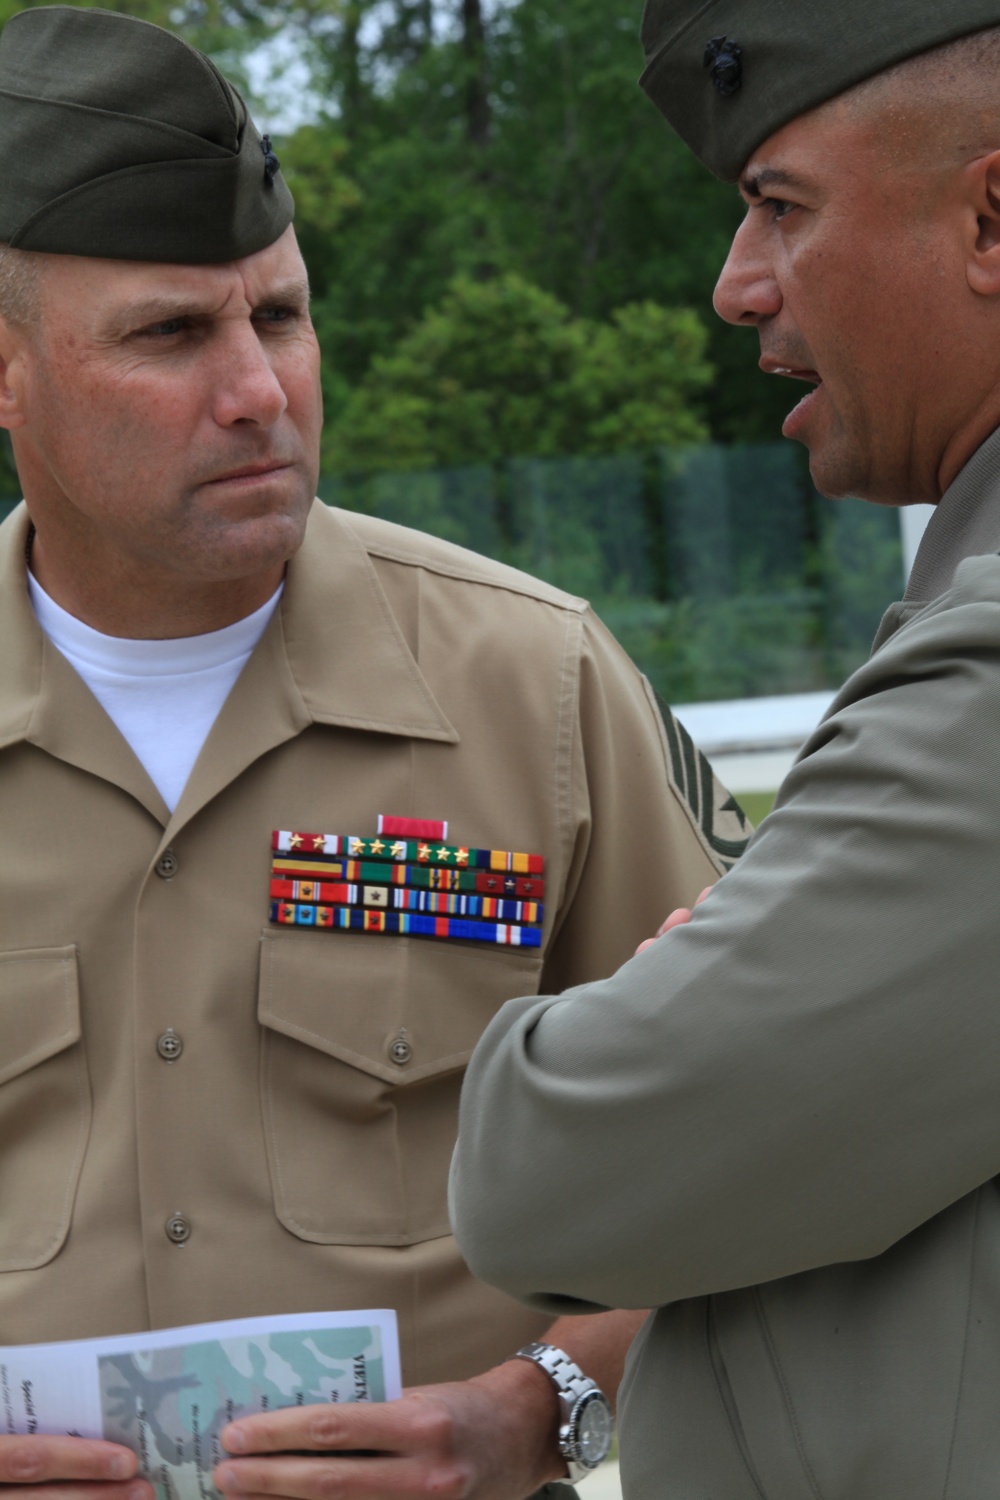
left=572, top=1392, right=614, bottom=1468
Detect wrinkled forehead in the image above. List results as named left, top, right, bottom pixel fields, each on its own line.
left=31, top=226, right=308, bottom=332
left=639, top=0, right=1000, bottom=180
left=734, top=93, right=894, bottom=196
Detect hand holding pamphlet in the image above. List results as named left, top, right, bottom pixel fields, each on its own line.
left=0, top=1309, right=400, bottom=1500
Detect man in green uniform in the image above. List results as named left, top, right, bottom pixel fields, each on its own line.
left=451, top=4, right=1000, bottom=1497
left=0, top=7, right=745, bottom=1500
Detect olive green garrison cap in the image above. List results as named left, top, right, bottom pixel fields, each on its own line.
left=0, top=5, right=293, bottom=261
left=640, top=0, right=1000, bottom=181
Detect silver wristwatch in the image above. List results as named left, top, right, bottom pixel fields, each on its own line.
left=514, top=1342, right=614, bottom=1483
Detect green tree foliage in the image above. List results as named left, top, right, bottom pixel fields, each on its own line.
left=0, top=0, right=176, bottom=21
left=258, top=0, right=793, bottom=444
left=0, top=0, right=898, bottom=715
left=323, top=272, right=712, bottom=472
left=0, top=0, right=268, bottom=44
left=0, top=0, right=794, bottom=470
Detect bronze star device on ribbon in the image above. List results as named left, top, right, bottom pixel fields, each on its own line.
left=269, top=816, right=545, bottom=948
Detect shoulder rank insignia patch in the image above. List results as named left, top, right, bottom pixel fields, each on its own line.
left=649, top=688, right=752, bottom=872
left=269, top=816, right=544, bottom=948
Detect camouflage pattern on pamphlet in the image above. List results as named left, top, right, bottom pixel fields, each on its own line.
left=98, top=1326, right=386, bottom=1500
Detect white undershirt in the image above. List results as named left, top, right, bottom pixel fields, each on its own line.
left=28, top=574, right=283, bottom=812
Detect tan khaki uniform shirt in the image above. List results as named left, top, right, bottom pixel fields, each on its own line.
left=0, top=499, right=740, bottom=1383
left=451, top=426, right=1000, bottom=1496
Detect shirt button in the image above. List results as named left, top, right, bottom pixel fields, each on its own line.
left=389, top=1034, right=412, bottom=1066
left=156, top=1029, right=183, bottom=1063
left=165, top=1213, right=191, bottom=1245
left=155, top=849, right=179, bottom=880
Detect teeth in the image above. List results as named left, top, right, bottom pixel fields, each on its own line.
left=771, top=367, right=821, bottom=382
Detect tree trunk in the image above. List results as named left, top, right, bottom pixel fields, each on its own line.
left=391, top=0, right=434, bottom=62
left=340, top=0, right=364, bottom=138
left=462, top=0, right=490, bottom=150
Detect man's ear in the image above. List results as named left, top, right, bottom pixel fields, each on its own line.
left=0, top=315, right=29, bottom=431
left=968, top=150, right=1000, bottom=296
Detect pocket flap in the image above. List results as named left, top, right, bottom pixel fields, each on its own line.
left=0, top=946, right=81, bottom=1087
left=259, top=930, right=541, bottom=1085
left=258, top=928, right=543, bottom=1246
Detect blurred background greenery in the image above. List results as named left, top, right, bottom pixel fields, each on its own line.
left=319, top=446, right=902, bottom=706
left=0, top=0, right=795, bottom=449
left=0, top=0, right=906, bottom=771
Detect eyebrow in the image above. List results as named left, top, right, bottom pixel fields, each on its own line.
left=739, top=167, right=812, bottom=199
left=106, top=276, right=312, bottom=336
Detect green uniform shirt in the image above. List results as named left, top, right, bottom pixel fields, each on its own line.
left=451, top=426, right=1000, bottom=1497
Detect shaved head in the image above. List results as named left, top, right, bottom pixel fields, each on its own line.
left=835, top=26, right=1000, bottom=172
left=861, top=24, right=1000, bottom=100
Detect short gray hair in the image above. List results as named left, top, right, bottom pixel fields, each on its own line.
left=0, top=243, right=41, bottom=329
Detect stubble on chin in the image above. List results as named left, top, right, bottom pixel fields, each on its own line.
left=172, top=489, right=315, bottom=583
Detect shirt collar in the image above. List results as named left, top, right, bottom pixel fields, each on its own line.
left=0, top=499, right=456, bottom=746
left=0, top=505, right=47, bottom=750
left=0, top=500, right=457, bottom=821
left=280, top=501, right=457, bottom=743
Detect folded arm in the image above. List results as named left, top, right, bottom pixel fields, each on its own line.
left=451, top=564, right=1000, bottom=1311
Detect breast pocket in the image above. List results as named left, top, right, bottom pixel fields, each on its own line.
left=258, top=930, right=543, bottom=1246
left=0, top=946, right=91, bottom=1271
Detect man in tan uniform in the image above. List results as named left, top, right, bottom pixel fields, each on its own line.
left=451, top=3, right=1000, bottom=1498
left=0, top=7, right=745, bottom=1500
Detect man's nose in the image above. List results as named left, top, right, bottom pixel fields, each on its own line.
left=713, top=217, right=782, bottom=326
left=212, top=326, right=289, bottom=428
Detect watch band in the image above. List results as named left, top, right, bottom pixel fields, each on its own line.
left=517, top=1342, right=596, bottom=1403
left=513, top=1342, right=614, bottom=1484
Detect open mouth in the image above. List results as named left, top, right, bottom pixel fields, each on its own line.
left=762, top=363, right=823, bottom=439
left=786, top=375, right=822, bottom=433
left=772, top=366, right=819, bottom=382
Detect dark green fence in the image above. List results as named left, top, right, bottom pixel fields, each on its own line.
left=321, top=444, right=902, bottom=704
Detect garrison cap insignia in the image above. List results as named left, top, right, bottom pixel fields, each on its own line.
left=703, top=37, right=742, bottom=98
left=269, top=816, right=545, bottom=948
left=640, top=0, right=1000, bottom=182
left=261, top=135, right=281, bottom=186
